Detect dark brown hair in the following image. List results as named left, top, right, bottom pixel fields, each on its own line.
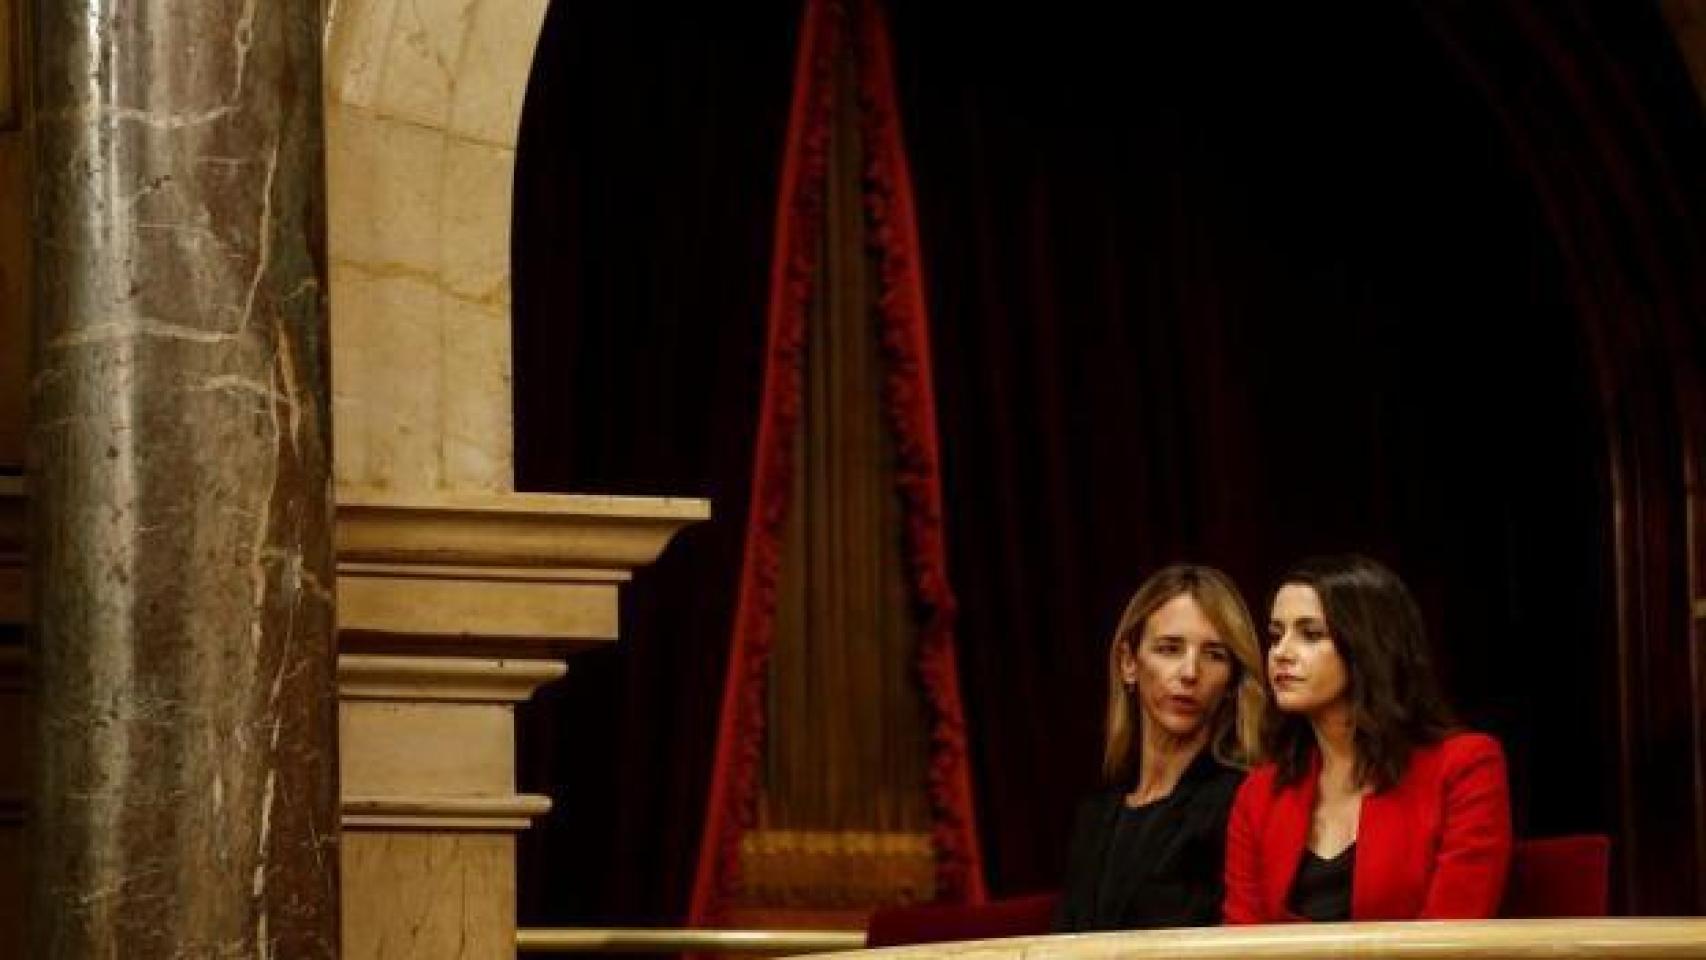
left=1263, top=554, right=1455, bottom=791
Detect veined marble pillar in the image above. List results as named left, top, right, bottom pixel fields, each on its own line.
left=30, top=3, right=338, bottom=957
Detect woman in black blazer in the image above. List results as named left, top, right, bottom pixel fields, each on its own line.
left=1056, top=564, right=1265, bottom=931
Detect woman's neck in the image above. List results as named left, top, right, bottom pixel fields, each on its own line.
left=1309, top=700, right=1360, bottom=794
left=1128, top=720, right=1209, bottom=806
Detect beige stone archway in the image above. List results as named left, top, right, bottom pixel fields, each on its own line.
left=322, top=7, right=709, bottom=958
left=325, top=0, right=550, bottom=495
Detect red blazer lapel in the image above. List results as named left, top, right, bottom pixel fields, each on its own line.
left=1352, top=788, right=1383, bottom=919
left=1353, top=770, right=1430, bottom=919
left=1264, top=759, right=1317, bottom=920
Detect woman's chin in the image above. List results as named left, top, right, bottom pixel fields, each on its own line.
left=1146, top=714, right=1207, bottom=741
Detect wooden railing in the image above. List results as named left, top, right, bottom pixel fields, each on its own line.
left=517, top=928, right=864, bottom=954
left=516, top=919, right=1706, bottom=958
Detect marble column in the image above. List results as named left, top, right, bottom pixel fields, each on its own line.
left=30, top=2, right=338, bottom=958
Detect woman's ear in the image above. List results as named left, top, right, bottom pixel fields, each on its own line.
left=1117, top=638, right=1140, bottom=687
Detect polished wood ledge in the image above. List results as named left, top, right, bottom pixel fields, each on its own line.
left=518, top=927, right=867, bottom=954
left=818, top=919, right=1706, bottom=960
left=513, top=920, right=1706, bottom=957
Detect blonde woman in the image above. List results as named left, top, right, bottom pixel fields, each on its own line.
left=1056, top=564, right=1267, bottom=930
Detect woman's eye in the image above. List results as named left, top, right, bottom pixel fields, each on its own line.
left=1154, top=641, right=1182, bottom=655
left=1204, top=646, right=1230, bottom=662
left=1303, top=629, right=1329, bottom=642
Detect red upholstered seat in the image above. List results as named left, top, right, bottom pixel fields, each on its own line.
left=863, top=834, right=1610, bottom=946
left=865, top=893, right=1059, bottom=948
left=1500, top=834, right=1611, bottom=918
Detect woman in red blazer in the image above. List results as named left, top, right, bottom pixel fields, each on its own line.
left=1222, top=555, right=1511, bottom=923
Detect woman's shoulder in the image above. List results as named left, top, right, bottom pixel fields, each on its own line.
left=1070, top=786, right=1124, bottom=822
left=1419, top=730, right=1506, bottom=766
left=1399, top=730, right=1508, bottom=789
left=1175, top=756, right=1247, bottom=812
left=1221, top=761, right=1297, bottom=832
left=1232, top=759, right=1283, bottom=799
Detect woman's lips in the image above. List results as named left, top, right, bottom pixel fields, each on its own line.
left=1166, top=695, right=1202, bottom=713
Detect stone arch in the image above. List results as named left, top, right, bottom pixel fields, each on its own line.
left=324, top=0, right=549, bottom=494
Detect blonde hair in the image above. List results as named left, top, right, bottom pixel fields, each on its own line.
left=1101, top=563, right=1266, bottom=784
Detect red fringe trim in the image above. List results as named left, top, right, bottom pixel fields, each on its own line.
left=687, top=0, right=839, bottom=929
left=852, top=0, right=988, bottom=905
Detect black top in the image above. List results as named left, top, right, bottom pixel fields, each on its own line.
left=1093, top=803, right=1160, bottom=921
left=1286, top=844, right=1356, bottom=922
left=1054, top=751, right=1246, bottom=931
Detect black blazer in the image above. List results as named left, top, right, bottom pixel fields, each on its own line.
left=1054, top=751, right=1245, bottom=931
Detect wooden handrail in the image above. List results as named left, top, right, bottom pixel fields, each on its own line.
left=517, top=927, right=866, bottom=954
left=859, top=918, right=1704, bottom=959
left=517, top=919, right=1706, bottom=958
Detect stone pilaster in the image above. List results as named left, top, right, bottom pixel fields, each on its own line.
left=332, top=491, right=707, bottom=958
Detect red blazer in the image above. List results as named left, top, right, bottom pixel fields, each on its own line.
left=1223, top=731, right=1511, bottom=922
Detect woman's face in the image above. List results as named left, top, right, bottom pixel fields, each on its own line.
left=1266, top=583, right=1350, bottom=716
left=1119, top=593, right=1235, bottom=740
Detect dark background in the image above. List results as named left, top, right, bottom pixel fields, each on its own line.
left=512, top=0, right=1706, bottom=924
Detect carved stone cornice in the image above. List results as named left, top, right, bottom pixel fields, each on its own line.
left=342, top=794, right=554, bottom=831
left=332, top=490, right=707, bottom=852
left=338, top=654, right=567, bottom=703
left=336, top=488, right=709, bottom=570
left=334, top=489, right=709, bottom=652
